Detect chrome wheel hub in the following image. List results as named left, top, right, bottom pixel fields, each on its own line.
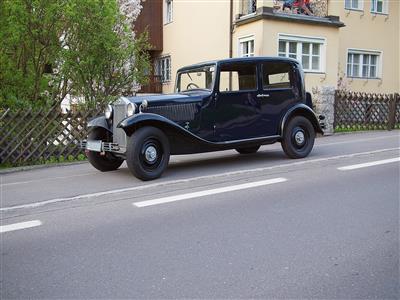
left=294, top=131, right=305, bottom=145
left=144, top=146, right=157, bottom=163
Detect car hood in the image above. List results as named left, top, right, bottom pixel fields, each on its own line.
left=121, top=90, right=210, bottom=106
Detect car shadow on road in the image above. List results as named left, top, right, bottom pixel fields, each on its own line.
left=166, top=149, right=287, bottom=173
left=98, top=146, right=327, bottom=181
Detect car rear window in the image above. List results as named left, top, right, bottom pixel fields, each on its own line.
left=262, top=62, right=294, bottom=90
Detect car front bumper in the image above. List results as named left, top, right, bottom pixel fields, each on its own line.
left=80, top=140, right=121, bottom=153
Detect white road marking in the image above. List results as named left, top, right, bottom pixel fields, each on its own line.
left=133, top=178, right=287, bottom=208
left=2, top=134, right=398, bottom=187
left=0, top=220, right=42, bottom=233
left=1, top=147, right=399, bottom=212
left=338, top=157, right=400, bottom=171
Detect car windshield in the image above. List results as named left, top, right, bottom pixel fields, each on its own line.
left=176, top=64, right=216, bottom=92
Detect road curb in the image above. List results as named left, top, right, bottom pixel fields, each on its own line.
left=0, top=161, right=89, bottom=175
left=1, top=130, right=397, bottom=175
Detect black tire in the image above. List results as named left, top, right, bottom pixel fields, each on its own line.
left=281, top=116, right=315, bottom=159
left=235, top=145, right=260, bottom=154
left=87, top=128, right=124, bottom=172
left=126, top=127, right=170, bottom=181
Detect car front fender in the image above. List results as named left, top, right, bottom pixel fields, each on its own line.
left=117, top=113, right=206, bottom=141
left=119, top=113, right=282, bottom=154
left=87, top=116, right=112, bottom=133
left=280, top=104, right=324, bottom=135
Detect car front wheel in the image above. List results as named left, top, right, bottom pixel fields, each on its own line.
left=281, top=116, right=315, bottom=159
left=87, top=128, right=124, bottom=171
left=126, top=126, right=170, bottom=181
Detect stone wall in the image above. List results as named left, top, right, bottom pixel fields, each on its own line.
left=312, top=86, right=335, bottom=135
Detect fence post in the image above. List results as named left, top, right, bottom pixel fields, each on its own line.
left=387, top=93, right=396, bottom=130
left=312, top=85, right=335, bottom=135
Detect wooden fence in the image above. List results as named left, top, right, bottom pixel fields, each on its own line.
left=1, top=91, right=399, bottom=167
left=334, top=91, right=400, bottom=131
left=0, top=105, right=101, bottom=166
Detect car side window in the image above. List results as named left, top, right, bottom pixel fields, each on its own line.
left=219, top=63, right=257, bottom=92
left=262, top=62, right=294, bottom=90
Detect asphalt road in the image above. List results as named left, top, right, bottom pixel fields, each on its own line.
left=1, top=131, right=399, bottom=298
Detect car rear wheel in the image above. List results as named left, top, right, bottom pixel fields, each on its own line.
left=281, top=116, right=315, bottom=159
left=126, top=126, right=170, bottom=181
left=235, top=145, right=260, bottom=154
left=87, top=128, right=124, bottom=172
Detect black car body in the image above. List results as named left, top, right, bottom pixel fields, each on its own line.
left=82, top=57, right=324, bottom=180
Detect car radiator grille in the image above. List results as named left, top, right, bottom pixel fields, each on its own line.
left=144, top=103, right=198, bottom=122
left=113, top=104, right=127, bottom=148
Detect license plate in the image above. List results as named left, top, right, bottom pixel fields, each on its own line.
left=86, top=140, right=102, bottom=152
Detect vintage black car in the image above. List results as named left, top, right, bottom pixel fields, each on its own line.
left=82, top=57, right=324, bottom=180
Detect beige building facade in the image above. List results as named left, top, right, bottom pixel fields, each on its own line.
left=140, top=0, right=399, bottom=95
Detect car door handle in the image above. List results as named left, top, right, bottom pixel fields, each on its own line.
left=257, top=94, right=270, bottom=98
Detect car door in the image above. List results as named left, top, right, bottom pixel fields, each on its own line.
left=214, top=61, right=264, bottom=142
left=258, top=61, right=300, bottom=136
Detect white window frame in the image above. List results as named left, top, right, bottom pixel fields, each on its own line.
left=238, top=35, right=255, bottom=57
left=344, top=0, right=364, bottom=11
left=156, top=56, right=172, bottom=83
left=370, top=0, right=388, bottom=14
left=277, top=34, right=326, bottom=73
left=346, top=48, right=382, bottom=79
left=164, top=0, right=173, bottom=25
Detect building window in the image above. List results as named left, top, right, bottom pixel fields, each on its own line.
left=240, top=0, right=257, bottom=16
left=345, top=0, right=363, bottom=10
left=239, top=36, right=255, bottom=57
left=347, top=50, right=381, bottom=78
left=165, top=0, right=173, bottom=24
left=156, top=56, right=171, bottom=83
left=278, top=35, right=324, bottom=72
left=371, top=0, right=388, bottom=13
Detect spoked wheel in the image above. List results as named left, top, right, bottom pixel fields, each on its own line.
left=235, top=145, right=260, bottom=154
left=281, top=116, right=315, bottom=158
left=126, top=127, right=170, bottom=181
left=86, top=128, right=124, bottom=171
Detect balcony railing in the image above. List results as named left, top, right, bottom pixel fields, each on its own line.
left=138, top=75, right=163, bottom=94
left=272, top=0, right=328, bottom=17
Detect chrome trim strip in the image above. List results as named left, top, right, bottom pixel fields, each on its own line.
left=216, top=135, right=280, bottom=145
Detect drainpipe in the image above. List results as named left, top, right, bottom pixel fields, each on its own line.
left=228, top=0, right=233, bottom=90
left=229, top=0, right=233, bottom=59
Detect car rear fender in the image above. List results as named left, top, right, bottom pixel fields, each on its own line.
left=280, top=104, right=324, bottom=135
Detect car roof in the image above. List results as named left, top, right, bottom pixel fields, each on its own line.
left=177, top=56, right=299, bottom=72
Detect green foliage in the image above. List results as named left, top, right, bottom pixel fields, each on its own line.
left=334, top=124, right=387, bottom=132
left=0, top=0, right=65, bottom=109
left=0, top=0, right=150, bottom=110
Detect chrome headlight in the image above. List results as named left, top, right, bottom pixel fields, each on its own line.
left=126, top=103, right=137, bottom=117
left=139, top=100, right=149, bottom=113
left=105, top=104, right=113, bottom=119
